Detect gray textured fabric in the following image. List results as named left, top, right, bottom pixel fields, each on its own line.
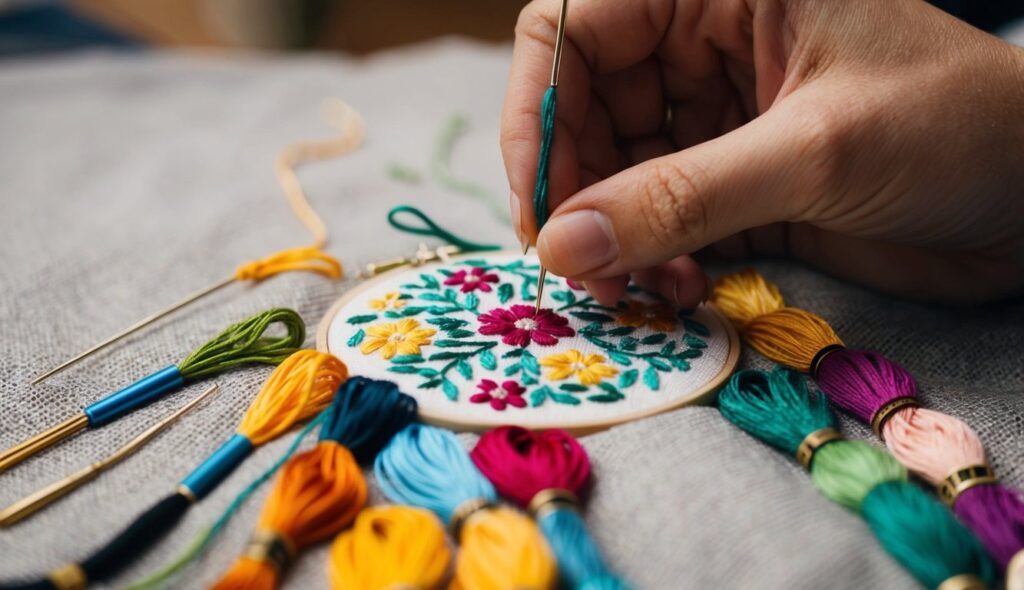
left=0, top=40, right=1021, bottom=590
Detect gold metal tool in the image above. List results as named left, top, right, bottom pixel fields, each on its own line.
left=0, top=383, right=219, bottom=527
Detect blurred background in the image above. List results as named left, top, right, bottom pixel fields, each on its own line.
left=0, top=0, right=1022, bottom=57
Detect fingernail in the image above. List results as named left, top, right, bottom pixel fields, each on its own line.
left=538, top=210, right=618, bottom=274
left=509, top=190, right=526, bottom=250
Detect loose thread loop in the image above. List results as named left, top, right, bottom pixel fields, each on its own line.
left=235, top=247, right=342, bottom=282
left=386, top=205, right=502, bottom=254
left=176, top=308, right=305, bottom=381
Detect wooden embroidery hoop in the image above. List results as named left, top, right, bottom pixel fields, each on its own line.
left=316, top=250, right=741, bottom=434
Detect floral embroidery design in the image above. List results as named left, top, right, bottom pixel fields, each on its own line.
left=616, top=299, right=677, bottom=332
left=345, top=258, right=711, bottom=408
left=359, top=318, right=436, bottom=360
left=470, top=379, right=527, bottom=411
left=368, top=291, right=407, bottom=311
left=539, top=350, right=618, bottom=386
left=445, top=266, right=499, bottom=293
left=478, top=304, right=575, bottom=347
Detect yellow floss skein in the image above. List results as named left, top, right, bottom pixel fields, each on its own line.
left=451, top=506, right=557, bottom=590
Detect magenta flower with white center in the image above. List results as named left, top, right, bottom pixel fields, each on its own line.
left=444, top=266, right=500, bottom=293
left=470, top=379, right=527, bottom=411
left=477, top=304, right=576, bottom=347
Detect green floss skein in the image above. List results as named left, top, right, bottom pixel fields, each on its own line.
left=176, top=308, right=305, bottom=380
left=718, top=367, right=996, bottom=589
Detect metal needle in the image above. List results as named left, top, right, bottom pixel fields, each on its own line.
left=533, top=0, right=570, bottom=313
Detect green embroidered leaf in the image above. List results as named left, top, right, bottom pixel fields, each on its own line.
left=461, top=258, right=489, bottom=267
left=398, top=293, right=413, bottom=300
left=497, top=283, right=514, bottom=304
left=676, top=349, right=704, bottom=359
left=587, top=393, right=624, bottom=403
left=659, top=341, right=677, bottom=356
left=643, top=366, right=660, bottom=390
left=608, top=351, right=632, bottom=366
left=428, top=352, right=462, bottom=361
left=550, top=392, right=581, bottom=405
left=648, top=357, right=672, bottom=372
left=520, top=277, right=536, bottom=301
left=427, top=306, right=459, bottom=315
left=521, top=374, right=538, bottom=385
left=641, top=333, right=667, bottom=345
left=499, top=259, right=524, bottom=270
left=570, top=311, right=614, bottom=323
left=427, top=317, right=469, bottom=330
left=391, top=355, right=424, bottom=364
left=670, top=358, right=691, bottom=371
left=346, top=314, right=377, bottom=325
left=520, top=350, right=540, bottom=375
left=418, top=367, right=439, bottom=377
left=580, top=322, right=606, bottom=336
left=400, top=283, right=422, bottom=290
left=684, top=334, right=708, bottom=349
left=443, top=288, right=458, bottom=300
left=384, top=311, right=403, bottom=319
left=559, top=383, right=588, bottom=392
left=433, top=339, right=493, bottom=348
left=418, top=293, right=449, bottom=302
left=586, top=336, right=616, bottom=351
left=400, top=306, right=427, bottom=317
left=441, top=379, right=459, bottom=400
left=447, top=329, right=475, bottom=338
left=456, top=358, right=473, bottom=380
left=419, top=379, right=441, bottom=389
left=437, top=269, right=454, bottom=277
left=597, top=382, right=621, bottom=395
left=529, top=386, right=549, bottom=407
left=618, top=336, right=639, bottom=351
left=683, top=318, right=710, bottom=336
left=550, top=290, right=576, bottom=304
left=480, top=349, right=497, bottom=370
left=464, top=293, right=479, bottom=310
left=420, top=273, right=440, bottom=289
left=388, top=365, right=419, bottom=374
left=504, top=363, right=521, bottom=376
left=607, top=326, right=635, bottom=336
left=346, top=329, right=365, bottom=347
left=618, top=369, right=639, bottom=388
left=502, top=349, right=524, bottom=358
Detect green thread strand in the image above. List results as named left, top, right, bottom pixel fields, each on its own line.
left=811, top=441, right=907, bottom=511
left=862, top=481, right=996, bottom=589
left=430, top=113, right=509, bottom=223
left=718, top=368, right=835, bottom=455
left=533, top=85, right=557, bottom=229
left=176, top=308, right=305, bottom=381
left=386, top=205, right=501, bottom=253
left=121, top=412, right=326, bottom=590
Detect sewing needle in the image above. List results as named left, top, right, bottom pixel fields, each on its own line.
left=534, top=0, right=570, bottom=313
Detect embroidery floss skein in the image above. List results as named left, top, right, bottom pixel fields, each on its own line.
left=209, top=377, right=418, bottom=590
left=0, top=350, right=343, bottom=590
left=0, top=308, right=305, bottom=473
left=713, top=269, right=1024, bottom=573
left=471, top=426, right=626, bottom=590
left=719, top=367, right=995, bottom=590
left=30, top=100, right=363, bottom=385
left=375, top=423, right=558, bottom=590
left=327, top=505, right=451, bottom=590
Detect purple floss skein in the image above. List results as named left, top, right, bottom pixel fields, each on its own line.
left=814, top=349, right=917, bottom=423
left=955, top=485, right=1024, bottom=567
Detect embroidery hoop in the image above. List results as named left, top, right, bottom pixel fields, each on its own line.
left=317, top=250, right=740, bottom=434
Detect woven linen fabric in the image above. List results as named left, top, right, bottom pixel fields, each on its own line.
left=0, top=41, right=1021, bottom=590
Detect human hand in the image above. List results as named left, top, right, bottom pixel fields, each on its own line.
left=501, top=0, right=1024, bottom=305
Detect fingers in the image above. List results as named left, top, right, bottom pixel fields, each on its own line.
left=536, top=88, right=847, bottom=278
left=630, top=255, right=710, bottom=308
left=501, top=0, right=674, bottom=244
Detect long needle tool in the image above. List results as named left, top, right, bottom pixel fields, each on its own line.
left=0, top=383, right=220, bottom=527
left=531, top=0, right=570, bottom=312
left=30, top=100, right=365, bottom=385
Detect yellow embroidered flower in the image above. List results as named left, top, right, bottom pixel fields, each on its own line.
left=539, top=349, right=618, bottom=386
left=368, top=291, right=407, bottom=311
left=616, top=299, right=677, bottom=332
left=359, top=318, right=436, bottom=360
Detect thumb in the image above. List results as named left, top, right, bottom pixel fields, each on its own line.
left=536, top=92, right=847, bottom=278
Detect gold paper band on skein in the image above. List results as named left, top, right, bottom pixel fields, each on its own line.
left=870, top=397, right=920, bottom=439
left=528, top=488, right=580, bottom=521
left=1006, top=549, right=1024, bottom=590
left=935, top=573, right=988, bottom=590
left=809, top=344, right=845, bottom=380
left=795, top=428, right=843, bottom=469
left=47, top=563, right=87, bottom=590
left=242, top=529, right=296, bottom=576
left=448, top=497, right=495, bottom=540
left=937, top=464, right=999, bottom=507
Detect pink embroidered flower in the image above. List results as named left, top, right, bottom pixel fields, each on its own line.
left=444, top=267, right=499, bottom=293
left=470, top=379, right=527, bottom=411
left=477, top=304, right=576, bottom=347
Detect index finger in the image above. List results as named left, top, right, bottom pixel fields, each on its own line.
left=500, top=0, right=672, bottom=243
